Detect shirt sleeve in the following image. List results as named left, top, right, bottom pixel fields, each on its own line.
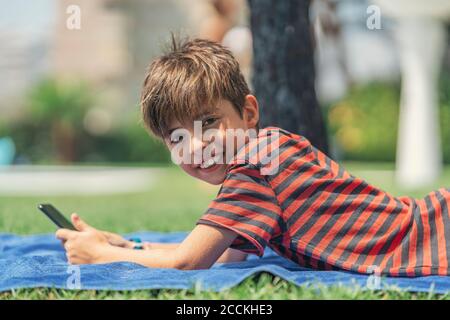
left=196, top=163, right=283, bottom=256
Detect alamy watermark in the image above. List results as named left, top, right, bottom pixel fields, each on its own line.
left=366, top=265, right=381, bottom=290
left=66, top=5, right=81, bottom=30
left=66, top=265, right=81, bottom=289
left=366, top=5, right=381, bottom=30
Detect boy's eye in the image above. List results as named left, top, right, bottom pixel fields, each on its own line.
left=170, top=134, right=184, bottom=144
left=202, top=117, right=218, bottom=127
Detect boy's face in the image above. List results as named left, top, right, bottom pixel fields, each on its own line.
left=164, top=95, right=259, bottom=185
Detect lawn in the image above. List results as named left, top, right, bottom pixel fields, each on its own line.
left=1, top=162, right=449, bottom=300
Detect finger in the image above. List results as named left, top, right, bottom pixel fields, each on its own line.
left=66, top=252, right=74, bottom=264
left=71, top=213, right=93, bottom=232
left=56, top=228, right=77, bottom=241
left=143, top=242, right=152, bottom=250
left=66, top=253, right=81, bottom=265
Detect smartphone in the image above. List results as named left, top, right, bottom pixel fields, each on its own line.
left=38, top=204, right=76, bottom=230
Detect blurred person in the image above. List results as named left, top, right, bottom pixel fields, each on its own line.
left=311, top=0, right=349, bottom=104
left=198, top=0, right=241, bottom=42
left=185, top=0, right=252, bottom=82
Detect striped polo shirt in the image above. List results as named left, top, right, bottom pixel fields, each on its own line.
left=197, top=127, right=450, bottom=276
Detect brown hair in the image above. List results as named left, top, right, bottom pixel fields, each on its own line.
left=140, top=36, right=250, bottom=138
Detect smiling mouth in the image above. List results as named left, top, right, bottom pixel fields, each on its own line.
left=200, top=158, right=217, bottom=169
left=199, top=154, right=224, bottom=170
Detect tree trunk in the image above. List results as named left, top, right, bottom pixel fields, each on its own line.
left=248, top=0, right=329, bottom=153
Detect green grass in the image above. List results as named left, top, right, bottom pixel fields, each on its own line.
left=0, top=162, right=449, bottom=300
left=2, top=274, right=449, bottom=300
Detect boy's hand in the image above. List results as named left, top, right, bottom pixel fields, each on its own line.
left=56, top=214, right=110, bottom=264
left=101, top=231, right=135, bottom=249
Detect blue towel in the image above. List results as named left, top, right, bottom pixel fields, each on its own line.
left=1, top=232, right=449, bottom=293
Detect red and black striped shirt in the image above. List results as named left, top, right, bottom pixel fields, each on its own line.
left=197, top=127, right=450, bottom=276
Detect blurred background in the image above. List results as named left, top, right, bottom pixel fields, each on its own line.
left=0, top=0, right=449, bottom=206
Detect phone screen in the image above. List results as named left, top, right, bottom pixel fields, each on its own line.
left=38, top=204, right=76, bottom=230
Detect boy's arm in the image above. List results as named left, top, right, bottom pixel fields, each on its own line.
left=57, top=222, right=241, bottom=269
left=143, top=243, right=248, bottom=263
left=95, top=227, right=247, bottom=262
left=216, top=248, right=248, bottom=263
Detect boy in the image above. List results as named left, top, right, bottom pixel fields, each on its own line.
left=57, top=38, right=450, bottom=277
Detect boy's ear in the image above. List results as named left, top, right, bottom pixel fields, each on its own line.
left=243, top=95, right=259, bottom=129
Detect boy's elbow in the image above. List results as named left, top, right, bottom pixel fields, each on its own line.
left=172, top=263, right=201, bottom=271
left=171, top=259, right=189, bottom=270
left=171, top=256, right=212, bottom=270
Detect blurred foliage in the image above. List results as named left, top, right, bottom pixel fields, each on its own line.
left=439, top=72, right=450, bottom=164
left=327, top=82, right=400, bottom=162
left=327, top=73, right=450, bottom=163
left=1, top=78, right=170, bottom=164
left=28, top=78, right=91, bottom=124
left=79, top=116, right=170, bottom=164
left=0, top=119, right=7, bottom=137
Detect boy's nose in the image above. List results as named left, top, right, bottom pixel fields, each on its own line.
left=190, top=136, right=206, bottom=165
